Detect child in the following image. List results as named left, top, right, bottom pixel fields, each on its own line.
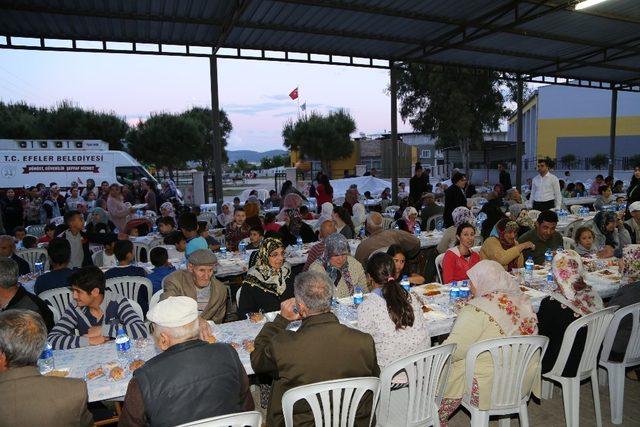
left=574, top=226, right=613, bottom=259
left=164, top=231, right=187, bottom=256
left=13, top=226, right=26, bottom=248
left=197, top=221, right=220, bottom=250
left=21, top=235, right=38, bottom=249
left=104, top=239, right=146, bottom=280
left=593, top=185, right=614, bottom=211
left=263, top=212, right=281, bottom=233
left=60, top=210, right=92, bottom=268
left=127, top=227, right=140, bottom=237
left=299, top=205, right=314, bottom=220
left=146, top=246, right=176, bottom=293
left=233, top=196, right=241, bottom=210
left=37, top=223, right=57, bottom=244
left=247, top=225, right=264, bottom=250
left=178, top=213, right=208, bottom=257
left=93, top=233, right=118, bottom=268
left=157, top=216, right=176, bottom=237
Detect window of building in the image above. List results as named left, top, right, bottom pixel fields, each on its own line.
left=420, top=149, right=431, bottom=159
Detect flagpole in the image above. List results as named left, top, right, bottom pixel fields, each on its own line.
left=297, top=83, right=300, bottom=119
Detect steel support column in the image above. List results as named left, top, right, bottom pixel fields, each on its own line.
left=515, top=76, right=524, bottom=190
left=609, top=87, right=618, bottom=178
left=390, top=63, right=399, bottom=205
left=209, top=56, right=224, bottom=214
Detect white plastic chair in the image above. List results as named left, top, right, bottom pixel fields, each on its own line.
left=105, top=276, right=152, bottom=310
left=382, top=217, right=394, bottom=230
left=471, top=246, right=481, bottom=254
left=376, top=344, right=455, bottom=427
left=16, top=248, right=49, bottom=272
left=599, top=302, right=640, bottom=424
left=40, top=288, right=75, bottom=323
left=26, top=224, right=46, bottom=238
left=435, top=252, right=445, bottom=283
left=385, top=205, right=400, bottom=214
left=133, top=242, right=151, bottom=263
left=569, top=205, right=582, bottom=215
left=562, top=219, right=583, bottom=239
left=176, top=411, right=262, bottom=427
left=148, top=289, right=164, bottom=313
left=282, top=377, right=380, bottom=427
left=236, top=287, right=242, bottom=309
left=563, top=237, right=576, bottom=250
left=542, top=306, right=617, bottom=427
left=462, top=336, right=549, bottom=427
left=426, top=214, right=443, bottom=231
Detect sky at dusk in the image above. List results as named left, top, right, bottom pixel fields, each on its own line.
left=0, top=49, right=413, bottom=151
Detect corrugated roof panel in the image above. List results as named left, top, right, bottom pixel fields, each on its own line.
left=466, top=33, right=594, bottom=59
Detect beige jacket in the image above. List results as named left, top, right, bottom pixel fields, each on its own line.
left=0, top=366, right=94, bottom=427
left=161, top=269, right=227, bottom=323
left=354, top=229, right=420, bottom=267
left=479, top=236, right=524, bottom=271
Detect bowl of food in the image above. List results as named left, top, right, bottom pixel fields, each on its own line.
left=45, top=368, right=70, bottom=378
left=85, top=366, right=105, bottom=381
left=129, top=359, right=145, bottom=372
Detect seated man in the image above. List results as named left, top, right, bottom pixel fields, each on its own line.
left=146, top=247, right=176, bottom=294
left=251, top=270, right=379, bottom=426
left=178, top=212, right=208, bottom=257
left=0, top=310, right=93, bottom=426
left=34, top=238, right=74, bottom=295
left=354, top=212, right=421, bottom=266
left=303, top=220, right=337, bottom=271
left=104, top=240, right=146, bottom=280
left=420, top=193, right=443, bottom=230
left=517, top=210, right=564, bottom=265
left=162, top=249, right=227, bottom=333
left=119, top=297, right=253, bottom=426
left=0, top=235, right=30, bottom=275
left=0, top=258, right=54, bottom=331
left=48, top=266, right=148, bottom=349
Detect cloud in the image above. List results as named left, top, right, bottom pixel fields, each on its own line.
left=222, top=101, right=290, bottom=115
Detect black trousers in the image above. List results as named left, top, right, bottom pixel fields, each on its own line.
left=532, top=200, right=555, bottom=211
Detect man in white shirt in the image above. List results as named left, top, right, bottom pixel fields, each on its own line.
left=530, top=159, right=562, bottom=211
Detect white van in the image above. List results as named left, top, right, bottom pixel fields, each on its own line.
left=0, top=139, right=159, bottom=189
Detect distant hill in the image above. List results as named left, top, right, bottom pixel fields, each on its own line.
left=227, top=149, right=287, bottom=163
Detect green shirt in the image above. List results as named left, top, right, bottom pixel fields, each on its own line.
left=517, top=228, right=564, bottom=265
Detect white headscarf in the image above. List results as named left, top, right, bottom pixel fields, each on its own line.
left=351, top=203, right=366, bottom=232
left=316, top=202, right=335, bottom=231
left=217, top=202, right=234, bottom=227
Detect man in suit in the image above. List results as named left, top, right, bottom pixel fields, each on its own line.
left=251, top=270, right=379, bottom=426
left=0, top=309, right=93, bottom=426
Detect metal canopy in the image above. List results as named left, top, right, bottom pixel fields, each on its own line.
left=1, top=0, right=640, bottom=91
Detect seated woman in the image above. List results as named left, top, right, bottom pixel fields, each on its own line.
left=85, top=207, right=115, bottom=234
left=397, top=207, right=419, bottom=234
left=332, top=206, right=355, bottom=240
left=387, top=245, right=425, bottom=285
left=357, top=252, right=430, bottom=372
left=309, top=233, right=367, bottom=298
left=436, top=206, right=475, bottom=255
left=439, top=260, right=539, bottom=426
left=238, top=237, right=294, bottom=319
left=351, top=203, right=366, bottom=233
left=442, top=222, right=480, bottom=283
left=278, top=209, right=317, bottom=247
left=537, top=250, right=604, bottom=376
left=480, top=219, right=534, bottom=271
left=583, top=211, right=631, bottom=258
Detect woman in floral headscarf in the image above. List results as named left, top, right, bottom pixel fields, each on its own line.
left=309, top=233, right=367, bottom=298
left=159, top=202, right=175, bottom=219
left=278, top=208, right=317, bottom=247
left=439, top=260, right=539, bottom=426
left=480, top=218, right=535, bottom=271
left=397, top=206, right=419, bottom=234
left=583, top=211, right=631, bottom=258
left=238, top=237, right=294, bottom=318
left=436, top=206, right=476, bottom=254
left=537, top=250, right=604, bottom=376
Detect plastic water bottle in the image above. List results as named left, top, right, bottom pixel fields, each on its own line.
left=152, top=223, right=158, bottom=234
left=353, top=286, right=363, bottom=305
left=38, top=342, right=55, bottom=374
left=460, top=280, right=470, bottom=299
left=136, top=209, right=143, bottom=217
left=414, top=223, right=421, bottom=237
left=34, top=260, right=44, bottom=276
left=393, top=223, right=400, bottom=230
left=359, top=227, right=366, bottom=239
left=400, top=275, right=410, bottom=291
left=238, top=241, right=247, bottom=254
left=525, top=257, right=534, bottom=283
left=296, top=236, right=303, bottom=250
left=546, top=271, right=555, bottom=291
left=115, top=328, right=131, bottom=363
left=544, top=249, right=553, bottom=269
left=219, top=245, right=227, bottom=258
left=449, top=281, right=460, bottom=303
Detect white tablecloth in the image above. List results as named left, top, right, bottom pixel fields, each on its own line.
left=564, top=197, right=596, bottom=206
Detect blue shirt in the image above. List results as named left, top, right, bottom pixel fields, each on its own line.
left=186, top=236, right=208, bottom=257
left=147, top=265, right=177, bottom=293
left=34, top=267, right=74, bottom=295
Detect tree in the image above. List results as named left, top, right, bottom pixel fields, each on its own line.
left=282, top=109, right=356, bottom=176
left=590, top=154, right=609, bottom=170
left=395, top=64, right=509, bottom=175
left=260, top=154, right=291, bottom=170
left=127, top=113, right=201, bottom=178
left=560, top=154, right=577, bottom=169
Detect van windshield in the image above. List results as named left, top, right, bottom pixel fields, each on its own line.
left=116, top=166, right=158, bottom=187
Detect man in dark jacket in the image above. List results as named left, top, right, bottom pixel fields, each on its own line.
left=498, top=163, right=512, bottom=191
left=409, top=164, right=429, bottom=208
left=119, top=296, right=254, bottom=427
left=442, top=172, right=469, bottom=228
left=0, top=235, right=30, bottom=275
left=251, top=270, right=379, bottom=427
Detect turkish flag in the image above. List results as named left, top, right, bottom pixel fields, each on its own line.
left=289, top=87, right=299, bottom=100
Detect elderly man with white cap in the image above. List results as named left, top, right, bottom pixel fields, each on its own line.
left=624, top=201, right=640, bottom=243
left=119, top=296, right=253, bottom=427
left=161, top=249, right=227, bottom=340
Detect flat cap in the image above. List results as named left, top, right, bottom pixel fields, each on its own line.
left=187, top=249, right=218, bottom=266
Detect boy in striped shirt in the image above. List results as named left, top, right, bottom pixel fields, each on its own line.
left=48, top=266, right=148, bottom=350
